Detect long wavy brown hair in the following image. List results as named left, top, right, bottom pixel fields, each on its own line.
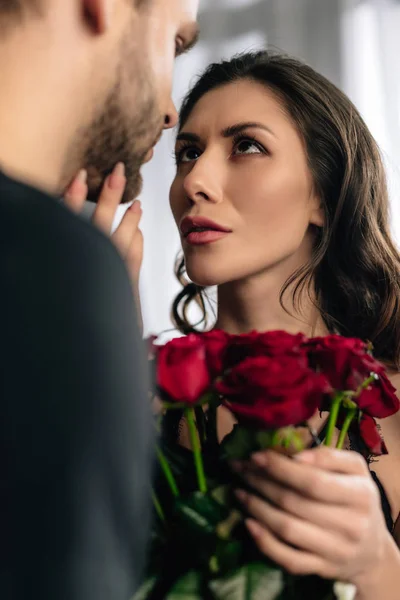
left=171, top=50, right=400, bottom=370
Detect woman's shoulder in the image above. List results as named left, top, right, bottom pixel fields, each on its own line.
left=388, top=370, right=400, bottom=393
left=379, top=370, right=400, bottom=447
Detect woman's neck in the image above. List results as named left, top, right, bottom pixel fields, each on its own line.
left=214, top=269, right=329, bottom=337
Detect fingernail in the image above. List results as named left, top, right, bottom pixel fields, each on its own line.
left=114, top=162, right=125, bottom=177
left=130, top=200, right=142, bottom=213
left=77, top=169, right=87, bottom=184
left=251, top=452, right=269, bottom=467
left=108, top=163, right=125, bottom=190
left=246, top=519, right=263, bottom=539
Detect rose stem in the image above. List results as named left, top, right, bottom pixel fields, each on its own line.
left=206, top=400, right=219, bottom=450
left=195, top=405, right=206, bottom=443
left=152, top=489, right=166, bottom=522
left=185, top=407, right=208, bottom=493
left=336, top=407, right=357, bottom=450
left=156, top=446, right=179, bottom=497
left=356, top=374, right=376, bottom=396
left=324, top=392, right=343, bottom=447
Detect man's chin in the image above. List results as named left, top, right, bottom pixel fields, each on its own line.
left=127, top=172, right=143, bottom=202
left=85, top=169, right=143, bottom=204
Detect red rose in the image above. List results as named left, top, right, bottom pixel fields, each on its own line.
left=346, top=354, right=398, bottom=415
left=224, top=330, right=308, bottom=370
left=335, top=411, right=387, bottom=456
left=305, top=335, right=368, bottom=389
left=201, top=329, right=232, bottom=378
left=355, top=372, right=399, bottom=418
left=216, top=355, right=330, bottom=429
left=358, top=414, right=388, bottom=456
left=307, top=335, right=399, bottom=418
left=157, top=334, right=211, bottom=405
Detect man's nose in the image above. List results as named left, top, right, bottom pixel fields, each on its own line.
left=164, top=101, right=179, bottom=130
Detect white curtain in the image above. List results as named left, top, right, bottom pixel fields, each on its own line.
left=106, top=0, right=400, bottom=338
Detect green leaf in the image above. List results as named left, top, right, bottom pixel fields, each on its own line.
left=209, top=562, right=284, bottom=600
left=175, top=491, right=230, bottom=538
left=221, top=426, right=260, bottom=461
left=210, top=485, right=231, bottom=507
left=221, top=426, right=292, bottom=461
left=131, top=576, right=158, bottom=600
left=211, top=539, right=243, bottom=573
left=156, top=441, right=199, bottom=502
left=172, top=492, right=237, bottom=573
left=166, top=570, right=204, bottom=599
left=255, top=430, right=278, bottom=448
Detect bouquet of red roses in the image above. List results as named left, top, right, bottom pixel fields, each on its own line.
left=135, top=331, right=399, bottom=600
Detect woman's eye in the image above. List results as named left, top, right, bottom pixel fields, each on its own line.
left=234, top=139, right=263, bottom=155
left=176, top=147, right=201, bottom=164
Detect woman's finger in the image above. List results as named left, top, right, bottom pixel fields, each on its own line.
left=245, top=450, right=368, bottom=506
left=112, top=200, right=142, bottom=258
left=64, top=169, right=88, bottom=213
left=92, top=162, right=126, bottom=234
left=293, top=446, right=369, bottom=476
left=236, top=488, right=350, bottom=563
left=242, top=474, right=364, bottom=542
left=245, top=518, right=331, bottom=578
left=125, top=224, right=144, bottom=283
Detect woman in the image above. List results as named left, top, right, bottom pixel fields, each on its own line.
left=66, top=51, right=400, bottom=598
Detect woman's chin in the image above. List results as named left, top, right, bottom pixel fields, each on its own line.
left=187, top=268, right=225, bottom=288
left=186, top=265, right=221, bottom=287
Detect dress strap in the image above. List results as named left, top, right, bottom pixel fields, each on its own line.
left=310, top=421, right=329, bottom=448
left=370, top=470, right=394, bottom=533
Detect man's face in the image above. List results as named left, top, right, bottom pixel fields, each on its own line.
left=82, top=0, right=199, bottom=203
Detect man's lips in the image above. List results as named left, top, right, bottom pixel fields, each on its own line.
left=143, top=129, right=163, bottom=164
left=180, top=216, right=232, bottom=237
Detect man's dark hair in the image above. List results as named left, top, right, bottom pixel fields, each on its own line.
left=0, top=0, right=147, bottom=16
left=0, top=0, right=42, bottom=21
left=0, top=0, right=21, bottom=13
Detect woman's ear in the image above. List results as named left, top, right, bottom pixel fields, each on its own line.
left=310, top=196, right=325, bottom=228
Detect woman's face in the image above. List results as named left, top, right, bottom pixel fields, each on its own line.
left=169, top=79, right=323, bottom=287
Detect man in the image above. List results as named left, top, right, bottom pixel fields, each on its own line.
left=0, top=1, right=199, bottom=599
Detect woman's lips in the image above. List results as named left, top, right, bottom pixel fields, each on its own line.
left=180, top=216, right=232, bottom=245
left=184, top=230, right=231, bottom=245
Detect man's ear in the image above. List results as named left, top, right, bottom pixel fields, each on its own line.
left=82, top=0, right=114, bottom=34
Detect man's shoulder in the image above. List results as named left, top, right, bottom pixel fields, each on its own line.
left=0, top=171, right=132, bottom=315
left=0, top=171, right=121, bottom=267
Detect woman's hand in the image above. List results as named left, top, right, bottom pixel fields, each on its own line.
left=64, top=164, right=144, bottom=331
left=234, top=446, right=392, bottom=590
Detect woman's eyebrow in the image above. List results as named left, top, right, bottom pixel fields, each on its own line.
left=176, top=132, right=201, bottom=143
left=221, top=122, right=277, bottom=138
left=176, top=122, right=277, bottom=144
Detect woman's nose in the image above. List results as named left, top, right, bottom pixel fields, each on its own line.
left=183, top=157, right=223, bottom=205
